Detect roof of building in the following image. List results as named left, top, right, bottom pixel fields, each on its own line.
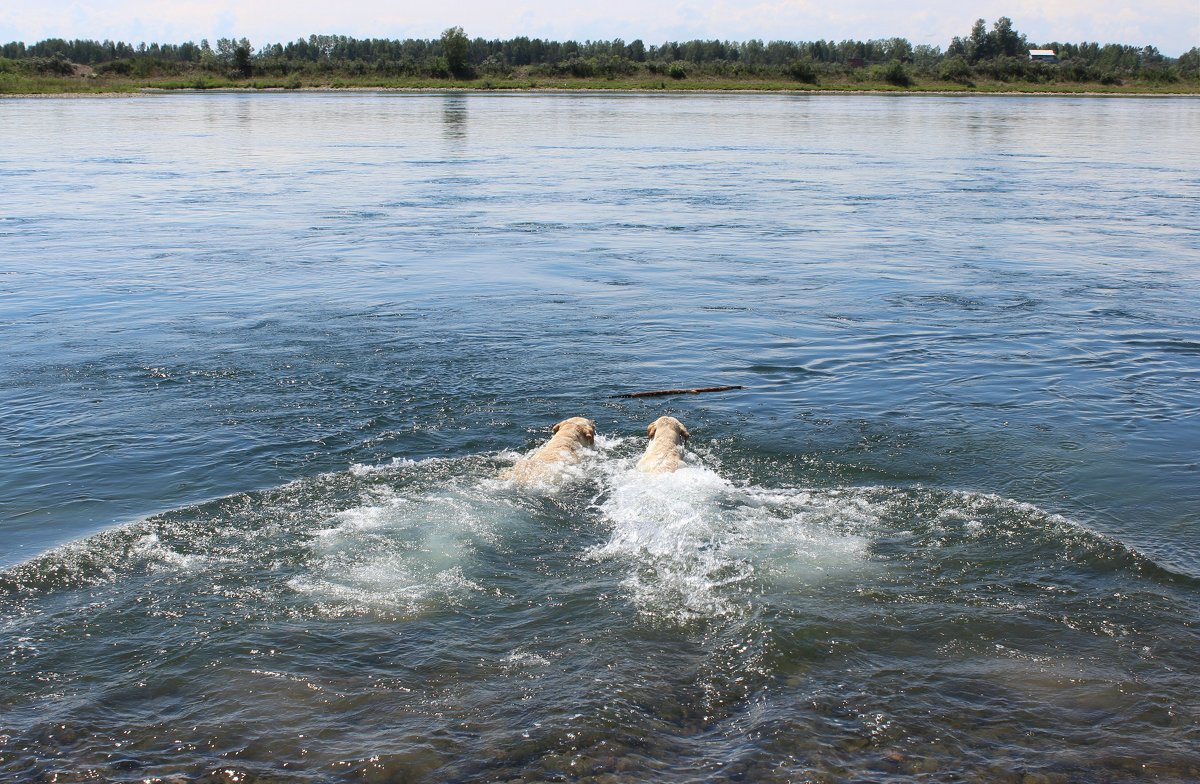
left=1029, top=49, right=1057, bottom=56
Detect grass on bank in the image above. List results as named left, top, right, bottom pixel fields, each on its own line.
left=0, top=72, right=142, bottom=94
left=3, top=69, right=1199, bottom=95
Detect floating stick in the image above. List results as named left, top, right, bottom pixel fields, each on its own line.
left=611, top=385, right=745, bottom=399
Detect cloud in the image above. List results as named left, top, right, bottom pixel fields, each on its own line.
left=1, top=0, right=1196, bottom=55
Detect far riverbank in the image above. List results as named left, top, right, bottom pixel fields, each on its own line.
left=3, top=72, right=1199, bottom=97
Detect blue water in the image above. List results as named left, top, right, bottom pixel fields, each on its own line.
left=1, top=92, right=1198, bottom=782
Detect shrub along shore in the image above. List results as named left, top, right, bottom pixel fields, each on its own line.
left=4, top=73, right=1198, bottom=96
left=3, top=19, right=1198, bottom=96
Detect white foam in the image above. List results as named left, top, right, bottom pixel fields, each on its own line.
left=588, top=463, right=876, bottom=622
left=289, top=565, right=481, bottom=618
left=293, top=486, right=519, bottom=618
left=593, top=434, right=630, bottom=451
left=348, top=457, right=419, bottom=476
left=131, top=532, right=208, bottom=572
left=503, top=649, right=551, bottom=668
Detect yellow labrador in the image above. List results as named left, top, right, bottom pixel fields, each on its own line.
left=502, top=416, right=597, bottom=484
left=637, top=415, right=691, bottom=473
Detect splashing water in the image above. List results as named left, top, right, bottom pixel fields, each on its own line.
left=1, top=447, right=1197, bottom=782
left=589, top=455, right=874, bottom=622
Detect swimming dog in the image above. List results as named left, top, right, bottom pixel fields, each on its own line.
left=636, top=415, right=690, bottom=473
left=502, top=416, right=597, bottom=484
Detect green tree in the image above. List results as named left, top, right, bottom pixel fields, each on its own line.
left=787, top=58, right=817, bottom=83
left=990, top=17, right=1024, bottom=58
left=938, top=54, right=972, bottom=83
left=233, top=42, right=252, bottom=76
left=881, top=37, right=912, bottom=61
left=912, top=44, right=942, bottom=71
left=876, top=59, right=913, bottom=86
left=197, top=38, right=217, bottom=69
left=968, top=19, right=989, bottom=62
left=1179, top=47, right=1200, bottom=78
left=441, top=26, right=470, bottom=77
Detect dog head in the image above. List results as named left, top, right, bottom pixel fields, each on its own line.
left=646, top=415, right=690, bottom=441
left=551, top=416, right=596, bottom=446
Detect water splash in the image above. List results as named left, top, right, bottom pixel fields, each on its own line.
left=289, top=480, right=528, bottom=618
left=589, top=459, right=874, bottom=622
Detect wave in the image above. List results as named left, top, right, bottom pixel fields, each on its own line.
left=3, top=445, right=1186, bottom=620
left=587, top=461, right=874, bottom=622
left=287, top=484, right=517, bottom=618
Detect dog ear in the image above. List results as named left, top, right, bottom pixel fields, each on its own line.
left=680, top=423, right=691, bottom=440
left=647, top=421, right=657, bottom=438
left=552, top=421, right=562, bottom=434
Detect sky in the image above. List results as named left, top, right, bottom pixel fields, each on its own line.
left=2, top=1, right=1197, bottom=56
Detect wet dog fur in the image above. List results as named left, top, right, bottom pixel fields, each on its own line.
left=502, top=416, right=597, bottom=484
left=637, top=415, right=691, bottom=474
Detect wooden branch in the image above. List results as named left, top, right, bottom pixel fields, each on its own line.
left=611, top=385, right=745, bottom=399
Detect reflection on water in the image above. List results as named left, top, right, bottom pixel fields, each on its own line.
left=443, top=93, right=468, bottom=142
left=1, top=92, right=1198, bottom=781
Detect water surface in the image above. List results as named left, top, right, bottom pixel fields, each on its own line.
left=1, top=92, right=1198, bottom=782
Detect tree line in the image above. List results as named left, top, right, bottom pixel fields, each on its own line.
left=3, top=18, right=1198, bottom=85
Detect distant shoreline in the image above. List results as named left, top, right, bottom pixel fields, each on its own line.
left=3, top=86, right=1199, bottom=99
left=6, top=22, right=1197, bottom=102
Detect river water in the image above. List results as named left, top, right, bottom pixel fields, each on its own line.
left=1, top=91, right=1198, bottom=782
